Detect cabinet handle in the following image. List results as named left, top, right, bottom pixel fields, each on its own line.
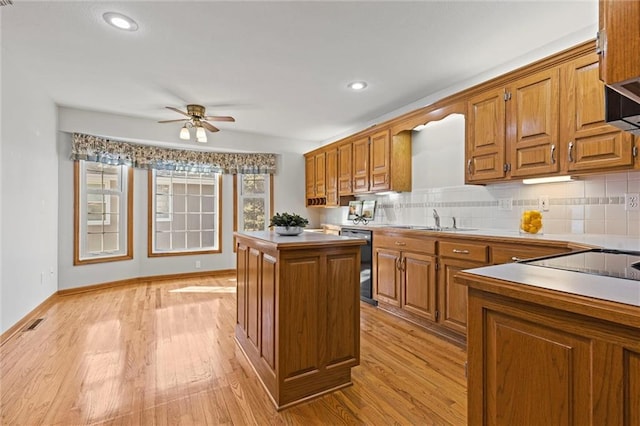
left=568, top=141, right=574, bottom=163
left=452, top=249, right=470, bottom=254
left=395, top=241, right=406, bottom=246
left=550, top=144, right=556, bottom=164
left=467, top=159, right=473, bottom=176
left=395, top=259, right=401, bottom=270
left=511, top=256, right=521, bottom=262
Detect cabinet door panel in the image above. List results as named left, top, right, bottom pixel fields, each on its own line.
left=261, top=254, right=277, bottom=370
left=352, top=137, right=369, bottom=193
left=439, top=258, right=473, bottom=334
left=338, top=143, right=353, bottom=195
left=247, top=248, right=261, bottom=349
left=466, top=88, right=506, bottom=182
left=369, top=130, right=391, bottom=192
left=626, top=349, right=640, bottom=425
left=305, top=155, right=315, bottom=198
left=484, top=310, right=591, bottom=426
left=325, top=149, right=338, bottom=206
left=374, top=248, right=401, bottom=306
left=564, top=54, right=634, bottom=172
left=402, top=252, right=437, bottom=321
left=509, top=68, right=560, bottom=177
left=236, top=244, right=248, bottom=330
left=326, top=254, right=359, bottom=367
left=314, top=152, right=326, bottom=196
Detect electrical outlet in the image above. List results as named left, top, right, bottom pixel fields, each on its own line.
left=539, top=196, right=550, bottom=211
left=195, top=260, right=201, bottom=269
left=498, top=198, right=513, bottom=211
left=625, top=193, right=640, bottom=211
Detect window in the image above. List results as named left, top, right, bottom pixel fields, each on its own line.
left=74, top=160, right=133, bottom=265
left=149, top=170, right=221, bottom=256
left=234, top=174, right=273, bottom=233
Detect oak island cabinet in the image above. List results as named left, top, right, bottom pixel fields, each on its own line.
left=458, top=264, right=640, bottom=425
left=234, top=231, right=364, bottom=410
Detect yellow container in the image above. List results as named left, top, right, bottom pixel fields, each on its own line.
left=520, top=210, right=543, bottom=234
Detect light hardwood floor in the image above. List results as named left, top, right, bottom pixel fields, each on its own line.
left=1, top=274, right=467, bottom=425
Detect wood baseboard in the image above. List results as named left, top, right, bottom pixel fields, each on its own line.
left=2, top=269, right=237, bottom=345
left=0, top=292, right=59, bottom=347
left=58, top=269, right=236, bottom=296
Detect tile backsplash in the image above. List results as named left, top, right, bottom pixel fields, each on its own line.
left=320, top=171, right=640, bottom=236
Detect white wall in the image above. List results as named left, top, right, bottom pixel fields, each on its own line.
left=57, top=109, right=312, bottom=290
left=1, top=53, right=59, bottom=334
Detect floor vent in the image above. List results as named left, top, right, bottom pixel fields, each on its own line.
left=23, top=318, right=44, bottom=331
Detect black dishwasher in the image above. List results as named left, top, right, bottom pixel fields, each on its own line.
left=340, top=228, right=377, bottom=306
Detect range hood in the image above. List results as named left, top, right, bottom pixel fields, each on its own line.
left=605, top=85, right=640, bottom=135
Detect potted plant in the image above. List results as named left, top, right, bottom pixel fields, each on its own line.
left=269, top=212, right=309, bottom=236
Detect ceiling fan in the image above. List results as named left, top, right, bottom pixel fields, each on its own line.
left=158, top=104, right=235, bottom=142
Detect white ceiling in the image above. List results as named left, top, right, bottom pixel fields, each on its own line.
left=2, top=1, right=598, bottom=146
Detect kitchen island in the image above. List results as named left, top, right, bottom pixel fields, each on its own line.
left=457, top=261, right=640, bottom=424
left=234, top=230, right=365, bottom=410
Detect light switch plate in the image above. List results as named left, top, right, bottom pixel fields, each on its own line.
left=539, top=196, right=550, bottom=211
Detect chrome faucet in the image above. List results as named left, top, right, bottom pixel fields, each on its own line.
left=452, top=216, right=457, bottom=229
left=433, top=209, right=440, bottom=229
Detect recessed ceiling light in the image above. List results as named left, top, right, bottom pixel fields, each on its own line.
left=347, top=81, right=368, bottom=91
left=103, top=12, right=138, bottom=31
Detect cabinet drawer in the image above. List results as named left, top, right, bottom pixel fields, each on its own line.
left=491, top=244, right=570, bottom=264
left=439, top=240, right=489, bottom=263
left=374, top=233, right=436, bottom=255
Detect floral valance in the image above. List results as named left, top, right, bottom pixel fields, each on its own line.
left=71, top=133, right=277, bottom=174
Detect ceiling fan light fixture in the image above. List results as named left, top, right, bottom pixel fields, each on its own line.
left=196, top=126, right=207, bottom=143
left=179, top=124, right=191, bottom=140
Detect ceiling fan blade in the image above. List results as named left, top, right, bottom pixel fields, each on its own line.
left=201, top=121, right=220, bottom=132
left=158, top=119, right=188, bottom=123
left=204, top=115, right=235, bottom=122
left=165, top=106, right=190, bottom=117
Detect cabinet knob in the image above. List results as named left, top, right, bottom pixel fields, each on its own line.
left=511, top=256, right=521, bottom=262
left=467, top=159, right=473, bottom=176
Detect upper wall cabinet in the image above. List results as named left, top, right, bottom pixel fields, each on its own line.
left=598, top=0, right=640, bottom=99
left=307, top=129, right=412, bottom=207
left=467, top=68, right=560, bottom=182
left=466, top=44, right=636, bottom=184
left=333, top=128, right=411, bottom=199
left=561, top=53, right=635, bottom=172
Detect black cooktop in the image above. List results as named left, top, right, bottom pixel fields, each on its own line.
left=524, top=249, right=640, bottom=282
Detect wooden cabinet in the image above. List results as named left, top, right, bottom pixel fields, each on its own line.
left=467, top=68, right=560, bottom=182
left=304, top=151, right=326, bottom=205
left=508, top=68, right=561, bottom=178
left=235, top=231, right=363, bottom=409
left=491, top=241, right=570, bottom=264
left=352, top=136, right=370, bottom=193
left=325, top=148, right=338, bottom=206
left=466, top=88, right=507, bottom=182
left=373, top=232, right=437, bottom=320
left=598, top=0, right=640, bottom=102
left=438, top=240, right=489, bottom=335
left=337, top=142, right=353, bottom=195
left=562, top=53, right=635, bottom=172
left=464, top=277, right=640, bottom=425
left=307, top=127, right=411, bottom=202
left=369, top=129, right=391, bottom=191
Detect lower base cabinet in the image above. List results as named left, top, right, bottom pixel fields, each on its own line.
left=466, top=285, right=640, bottom=425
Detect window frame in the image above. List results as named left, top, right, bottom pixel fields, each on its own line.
left=73, top=160, right=134, bottom=265
left=147, top=170, right=222, bottom=257
left=233, top=174, right=274, bottom=250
